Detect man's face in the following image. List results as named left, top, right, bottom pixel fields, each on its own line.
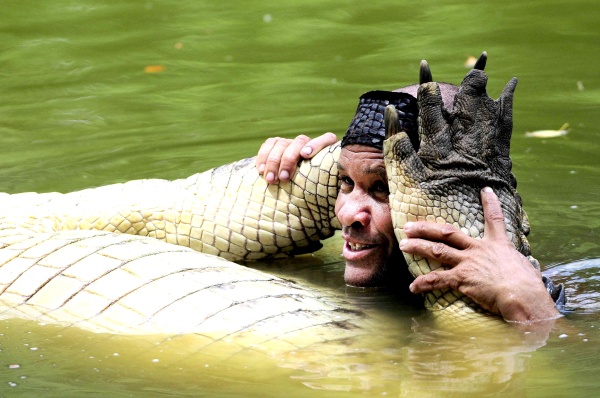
left=334, top=144, right=403, bottom=287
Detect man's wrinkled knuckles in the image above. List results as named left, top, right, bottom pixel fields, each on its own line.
left=256, top=138, right=278, bottom=156
left=263, top=136, right=284, bottom=147
left=399, top=237, right=436, bottom=258
left=403, top=221, right=458, bottom=240
left=430, top=241, right=454, bottom=262
left=483, top=207, right=506, bottom=225
left=443, top=272, right=464, bottom=292
left=418, top=270, right=461, bottom=292
left=293, top=134, right=310, bottom=146
left=259, top=138, right=289, bottom=157
left=281, top=151, right=301, bottom=164
left=438, top=222, right=460, bottom=238
left=402, top=220, right=432, bottom=237
left=411, top=272, right=445, bottom=292
left=266, top=153, right=285, bottom=164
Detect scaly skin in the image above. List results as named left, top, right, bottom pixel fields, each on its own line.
left=383, top=59, right=537, bottom=320
left=0, top=143, right=341, bottom=262
left=0, top=216, right=364, bottom=339
left=0, top=143, right=353, bottom=336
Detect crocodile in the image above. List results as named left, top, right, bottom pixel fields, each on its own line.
left=0, top=54, right=536, bottom=339
left=0, top=145, right=352, bottom=340
left=383, top=53, right=538, bottom=321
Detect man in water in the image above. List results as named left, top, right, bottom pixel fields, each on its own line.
left=255, top=82, right=563, bottom=323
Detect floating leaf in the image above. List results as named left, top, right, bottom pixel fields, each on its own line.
left=144, top=65, right=165, bottom=73
left=525, top=123, right=569, bottom=138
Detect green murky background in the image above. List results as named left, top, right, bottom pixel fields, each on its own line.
left=1, top=0, right=599, bottom=396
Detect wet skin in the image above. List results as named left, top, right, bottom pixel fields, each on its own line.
left=335, top=144, right=404, bottom=287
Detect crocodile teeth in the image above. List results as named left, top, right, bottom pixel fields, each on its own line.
left=348, top=242, right=374, bottom=251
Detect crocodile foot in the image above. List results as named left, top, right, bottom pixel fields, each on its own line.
left=383, top=52, right=537, bottom=313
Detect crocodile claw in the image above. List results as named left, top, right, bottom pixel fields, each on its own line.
left=473, top=51, right=487, bottom=71
left=384, top=105, right=401, bottom=139
left=419, top=60, right=433, bottom=84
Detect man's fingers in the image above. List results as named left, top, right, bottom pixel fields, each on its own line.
left=300, top=132, right=337, bottom=159
left=399, top=236, right=464, bottom=266
left=277, top=135, right=311, bottom=181
left=261, top=138, right=293, bottom=183
left=402, top=221, right=473, bottom=250
left=255, top=133, right=337, bottom=184
left=409, top=271, right=458, bottom=294
left=480, top=187, right=509, bottom=241
left=256, top=137, right=279, bottom=173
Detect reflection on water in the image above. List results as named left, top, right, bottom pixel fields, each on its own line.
left=0, top=306, right=552, bottom=396
left=1, top=0, right=600, bottom=396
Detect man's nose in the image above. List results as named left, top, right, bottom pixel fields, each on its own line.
left=337, top=193, right=371, bottom=228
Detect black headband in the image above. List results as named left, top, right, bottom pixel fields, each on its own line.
left=341, top=90, right=418, bottom=151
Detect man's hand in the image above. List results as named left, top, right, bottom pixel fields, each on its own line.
left=256, top=133, right=337, bottom=183
left=401, top=187, right=560, bottom=322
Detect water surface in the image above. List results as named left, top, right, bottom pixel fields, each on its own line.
left=1, top=0, right=599, bottom=396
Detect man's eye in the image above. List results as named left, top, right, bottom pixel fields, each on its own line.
left=373, top=181, right=389, bottom=194
left=340, top=176, right=354, bottom=191
left=340, top=176, right=353, bottom=186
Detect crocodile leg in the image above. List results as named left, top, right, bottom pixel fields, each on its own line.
left=383, top=53, right=536, bottom=319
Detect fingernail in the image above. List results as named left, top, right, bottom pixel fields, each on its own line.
left=399, top=238, right=408, bottom=249
left=258, top=164, right=265, bottom=173
left=482, top=186, right=493, bottom=193
left=403, top=222, right=414, bottom=231
left=408, top=282, right=416, bottom=293
left=301, top=146, right=313, bottom=156
left=279, top=170, right=289, bottom=181
left=266, top=172, right=275, bottom=182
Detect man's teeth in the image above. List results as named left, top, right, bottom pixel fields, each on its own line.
left=348, top=242, right=373, bottom=251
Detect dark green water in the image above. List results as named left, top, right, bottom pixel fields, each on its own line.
left=1, top=0, right=599, bottom=396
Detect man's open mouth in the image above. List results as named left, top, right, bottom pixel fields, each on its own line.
left=347, top=242, right=375, bottom=251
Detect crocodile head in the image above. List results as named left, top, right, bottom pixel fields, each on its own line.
left=383, top=53, right=538, bottom=315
